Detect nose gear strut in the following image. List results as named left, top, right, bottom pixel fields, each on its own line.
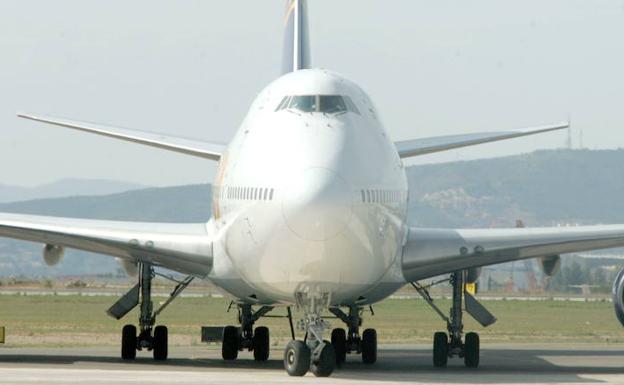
left=284, top=288, right=336, bottom=377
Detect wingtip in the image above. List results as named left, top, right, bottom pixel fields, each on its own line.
left=16, top=112, right=42, bottom=122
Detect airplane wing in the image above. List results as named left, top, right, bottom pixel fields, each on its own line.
left=401, top=225, right=624, bottom=282
left=0, top=212, right=213, bottom=277
left=18, top=112, right=226, bottom=161
left=394, top=122, right=568, bottom=159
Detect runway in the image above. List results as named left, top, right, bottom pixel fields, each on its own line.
left=0, top=344, right=622, bottom=384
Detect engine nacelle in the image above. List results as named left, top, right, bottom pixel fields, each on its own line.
left=43, top=244, right=64, bottom=266
left=612, top=268, right=624, bottom=327
left=117, top=258, right=138, bottom=277
left=539, top=255, right=561, bottom=277
left=464, top=267, right=481, bottom=284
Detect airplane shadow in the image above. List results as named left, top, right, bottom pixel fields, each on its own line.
left=0, top=347, right=622, bottom=383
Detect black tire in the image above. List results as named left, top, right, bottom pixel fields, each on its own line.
left=284, top=340, right=311, bottom=377
left=153, top=325, right=168, bottom=361
left=464, top=332, right=480, bottom=368
left=222, top=326, right=239, bottom=360
left=310, top=341, right=336, bottom=377
left=253, top=326, right=270, bottom=361
left=331, top=328, right=347, bottom=365
left=121, top=324, right=136, bottom=360
left=433, top=331, right=448, bottom=367
left=361, top=328, right=377, bottom=364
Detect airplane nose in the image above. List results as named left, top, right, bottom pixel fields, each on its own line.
left=282, top=167, right=353, bottom=241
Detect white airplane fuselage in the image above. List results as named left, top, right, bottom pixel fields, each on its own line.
left=207, top=69, right=409, bottom=306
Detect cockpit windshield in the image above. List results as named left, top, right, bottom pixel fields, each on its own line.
left=276, top=95, right=359, bottom=115
left=290, top=95, right=317, bottom=112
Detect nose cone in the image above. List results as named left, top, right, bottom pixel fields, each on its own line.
left=282, top=168, right=353, bottom=241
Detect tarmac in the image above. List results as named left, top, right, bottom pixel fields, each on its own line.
left=0, top=344, right=622, bottom=384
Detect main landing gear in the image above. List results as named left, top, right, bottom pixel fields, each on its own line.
left=329, top=305, right=377, bottom=366
left=412, top=271, right=496, bottom=368
left=107, top=262, right=193, bottom=361
left=284, top=289, right=337, bottom=377
left=221, top=304, right=274, bottom=362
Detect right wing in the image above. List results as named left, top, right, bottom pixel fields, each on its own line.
left=394, top=122, right=568, bottom=159
left=18, top=112, right=227, bottom=161
left=401, top=225, right=624, bottom=282
left=0, top=212, right=213, bottom=277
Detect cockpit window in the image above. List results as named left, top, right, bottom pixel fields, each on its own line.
left=275, top=96, right=291, bottom=111
left=289, top=95, right=317, bottom=112
left=319, top=95, right=347, bottom=114
left=343, top=96, right=360, bottom=114
left=276, top=95, right=360, bottom=115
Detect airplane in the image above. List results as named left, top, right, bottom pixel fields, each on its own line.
left=3, top=0, right=624, bottom=378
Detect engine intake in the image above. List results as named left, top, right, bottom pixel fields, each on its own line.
left=43, top=244, right=64, bottom=266
left=539, top=255, right=561, bottom=277
left=613, top=268, right=624, bottom=327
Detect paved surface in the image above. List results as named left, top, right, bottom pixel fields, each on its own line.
left=0, top=344, right=623, bottom=384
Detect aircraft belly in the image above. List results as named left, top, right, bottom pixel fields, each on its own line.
left=223, top=203, right=401, bottom=305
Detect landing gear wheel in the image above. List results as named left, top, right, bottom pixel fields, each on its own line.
left=222, top=325, right=239, bottom=360
left=464, top=332, right=480, bottom=368
left=253, top=326, right=270, bottom=361
left=153, top=325, right=168, bottom=361
left=121, top=324, right=136, bottom=360
left=433, top=331, right=448, bottom=367
left=331, top=328, right=347, bottom=365
left=310, top=341, right=336, bottom=377
left=284, top=340, right=311, bottom=377
left=361, top=328, right=377, bottom=364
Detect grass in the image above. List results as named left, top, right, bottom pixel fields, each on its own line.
left=0, top=294, right=622, bottom=347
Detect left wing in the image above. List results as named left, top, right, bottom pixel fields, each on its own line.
left=18, top=113, right=227, bottom=161
left=401, top=225, right=624, bottom=282
left=0, top=212, right=214, bottom=277
left=394, top=122, right=568, bottom=159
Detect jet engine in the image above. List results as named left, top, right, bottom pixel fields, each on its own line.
left=464, top=267, right=481, bottom=284
left=43, top=244, right=64, bottom=266
left=117, top=258, right=138, bottom=277
left=539, top=255, right=561, bottom=276
left=612, top=268, right=624, bottom=327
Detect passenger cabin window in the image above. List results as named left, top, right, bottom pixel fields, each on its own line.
left=276, top=95, right=359, bottom=115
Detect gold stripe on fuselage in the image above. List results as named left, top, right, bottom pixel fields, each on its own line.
left=284, top=0, right=296, bottom=25
left=212, top=153, right=229, bottom=219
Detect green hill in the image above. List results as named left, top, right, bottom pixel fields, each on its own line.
left=0, top=184, right=212, bottom=223
left=407, top=149, right=624, bottom=227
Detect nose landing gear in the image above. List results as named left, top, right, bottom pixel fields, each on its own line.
left=284, top=289, right=336, bottom=377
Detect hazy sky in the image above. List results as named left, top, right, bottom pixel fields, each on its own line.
left=1, top=0, right=623, bottom=187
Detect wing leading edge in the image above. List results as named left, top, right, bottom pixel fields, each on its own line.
left=394, top=122, right=568, bottom=159
left=402, top=225, right=624, bottom=282
left=0, top=212, right=214, bottom=277
left=18, top=113, right=226, bottom=161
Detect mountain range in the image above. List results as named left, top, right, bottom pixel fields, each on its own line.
left=0, top=178, right=144, bottom=203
